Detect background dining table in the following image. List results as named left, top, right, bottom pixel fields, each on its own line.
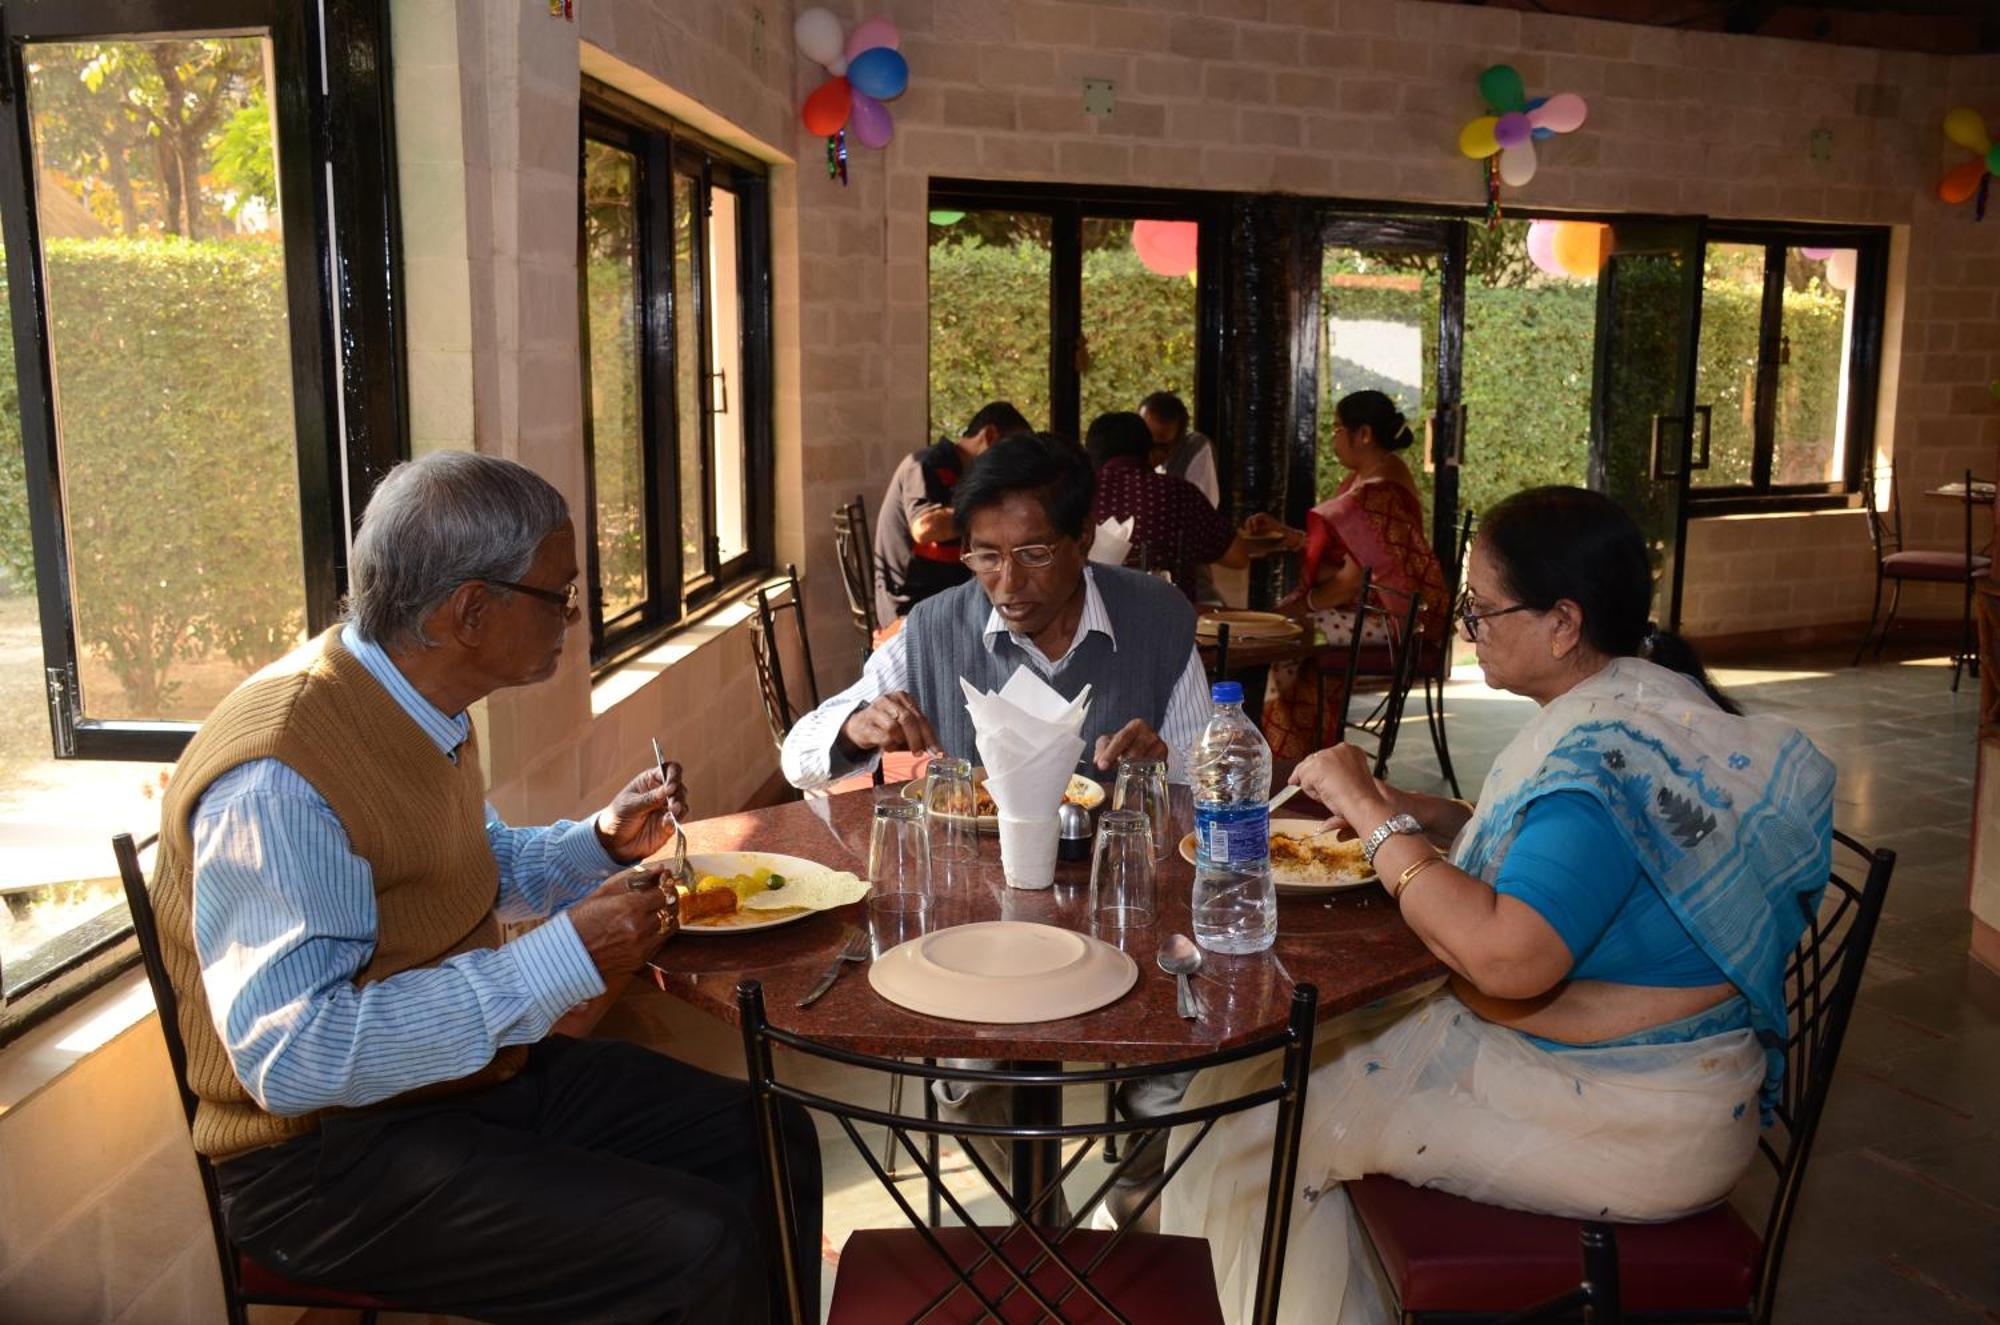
left=646, top=776, right=1445, bottom=1220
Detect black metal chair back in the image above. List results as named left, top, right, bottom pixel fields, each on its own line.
left=749, top=563, right=822, bottom=754
left=739, top=980, right=1321, bottom=1325
left=1749, top=828, right=1895, bottom=1322
left=1326, top=569, right=1427, bottom=779
left=113, top=832, right=384, bottom=1325
left=832, top=494, right=879, bottom=663
left=1422, top=508, right=1476, bottom=797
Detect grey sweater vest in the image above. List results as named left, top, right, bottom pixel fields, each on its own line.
left=905, top=566, right=1196, bottom=763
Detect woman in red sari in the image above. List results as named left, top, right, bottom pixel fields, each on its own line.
left=1250, top=391, right=1447, bottom=759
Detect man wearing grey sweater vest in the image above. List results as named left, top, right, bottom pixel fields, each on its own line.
left=782, top=433, right=1211, bottom=790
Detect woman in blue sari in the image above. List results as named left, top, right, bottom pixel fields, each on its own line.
left=1163, top=487, right=1835, bottom=1325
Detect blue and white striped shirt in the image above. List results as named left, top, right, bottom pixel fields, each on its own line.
left=189, top=625, right=614, bottom=1118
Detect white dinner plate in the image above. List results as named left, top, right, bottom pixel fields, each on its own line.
left=901, top=767, right=1106, bottom=833
left=1178, top=817, right=1378, bottom=894
left=868, top=921, right=1138, bottom=1023
left=670, top=850, right=853, bottom=935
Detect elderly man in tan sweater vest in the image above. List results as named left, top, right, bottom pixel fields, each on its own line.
left=149, top=452, right=818, bottom=1324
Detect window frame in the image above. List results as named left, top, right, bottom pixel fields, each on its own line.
left=0, top=0, right=404, bottom=1045
left=1684, top=222, right=1888, bottom=514
left=578, top=80, right=774, bottom=672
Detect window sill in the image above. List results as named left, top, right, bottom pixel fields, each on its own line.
left=0, top=969, right=154, bottom=1118
left=589, top=569, right=793, bottom=718
left=1686, top=493, right=1863, bottom=518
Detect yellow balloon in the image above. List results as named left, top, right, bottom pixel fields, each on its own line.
left=1945, top=106, right=1991, bottom=154
left=1553, top=222, right=1609, bottom=278
left=1458, top=116, right=1500, bottom=160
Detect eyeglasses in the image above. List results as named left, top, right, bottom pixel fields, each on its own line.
left=1453, top=590, right=1534, bottom=641
left=487, top=578, right=579, bottom=612
left=960, top=543, right=1061, bottom=574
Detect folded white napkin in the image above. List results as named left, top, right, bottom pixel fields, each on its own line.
left=959, top=670, right=1090, bottom=820
left=1087, top=516, right=1134, bottom=567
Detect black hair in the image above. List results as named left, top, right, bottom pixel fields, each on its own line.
left=1334, top=390, right=1417, bottom=452
left=1084, top=411, right=1155, bottom=469
left=1137, top=391, right=1190, bottom=431
left=952, top=432, right=1096, bottom=541
left=1480, top=486, right=1740, bottom=714
left=962, top=401, right=1032, bottom=440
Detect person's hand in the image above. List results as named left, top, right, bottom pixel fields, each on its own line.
left=1243, top=513, right=1285, bottom=538
left=594, top=760, right=690, bottom=864
left=1289, top=744, right=1395, bottom=842
left=566, top=865, right=677, bottom=979
left=1093, top=718, right=1169, bottom=772
left=909, top=505, right=956, bottom=545
left=840, top=691, right=940, bottom=757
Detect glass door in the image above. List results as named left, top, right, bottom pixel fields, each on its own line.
left=1317, top=216, right=1466, bottom=572
left=1589, top=218, right=1706, bottom=629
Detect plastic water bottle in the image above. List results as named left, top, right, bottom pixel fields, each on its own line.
left=1191, top=680, right=1275, bottom=954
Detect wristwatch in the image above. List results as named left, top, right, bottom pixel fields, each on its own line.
left=1362, top=813, right=1425, bottom=867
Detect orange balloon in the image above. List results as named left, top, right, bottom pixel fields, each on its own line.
left=1552, top=222, right=1609, bottom=278
left=1940, top=158, right=1986, bottom=205
left=802, top=77, right=852, bottom=136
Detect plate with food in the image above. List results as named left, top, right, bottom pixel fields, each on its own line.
left=1196, top=610, right=1301, bottom=643
left=902, top=767, right=1106, bottom=832
left=1177, top=817, right=1377, bottom=894
left=670, top=851, right=871, bottom=934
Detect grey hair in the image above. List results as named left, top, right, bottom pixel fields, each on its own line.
left=347, top=452, right=570, bottom=649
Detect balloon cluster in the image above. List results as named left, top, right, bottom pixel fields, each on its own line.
left=795, top=9, right=909, bottom=183
left=1799, top=247, right=1856, bottom=293
left=1526, top=220, right=1610, bottom=280
left=1939, top=107, right=1996, bottom=220
left=1459, top=65, right=1586, bottom=220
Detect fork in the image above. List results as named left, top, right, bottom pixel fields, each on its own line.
left=653, top=737, right=692, bottom=890
left=797, top=927, right=869, bottom=1009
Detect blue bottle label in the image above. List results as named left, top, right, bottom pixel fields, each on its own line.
left=1196, top=805, right=1270, bottom=867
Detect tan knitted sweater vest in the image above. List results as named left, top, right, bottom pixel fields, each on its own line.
left=153, top=627, right=526, bottom=1158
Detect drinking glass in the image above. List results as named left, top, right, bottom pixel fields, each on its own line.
left=1089, top=808, right=1156, bottom=931
left=1113, top=757, right=1173, bottom=861
left=924, top=756, right=978, bottom=864
left=868, top=797, right=932, bottom=956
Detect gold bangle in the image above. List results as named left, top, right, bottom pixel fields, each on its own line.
left=1392, top=852, right=1445, bottom=901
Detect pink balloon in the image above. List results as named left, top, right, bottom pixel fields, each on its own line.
left=845, top=15, right=901, bottom=62
left=850, top=90, right=894, bottom=149
left=1132, top=219, right=1199, bottom=277
left=1800, top=246, right=1836, bottom=260
left=1494, top=112, right=1534, bottom=150
left=1527, top=93, right=1587, bottom=134
left=1527, top=221, right=1566, bottom=277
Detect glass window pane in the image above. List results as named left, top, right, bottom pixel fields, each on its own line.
left=581, top=139, right=646, bottom=624
left=1079, top=217, right=1198, bottom=429
left=927, top=211, right=1051, bottom=440
left=25, top=37, right=306, bottom=721
left=1772, top=247, right=1855, bottom=486
left=1692, top=241, right=1766, bottom=489
left=707, top=184, right=746, bottom=565
left=673, top=169, right=705, bottom=582
left=1319, top=246, right=1436, bottom=507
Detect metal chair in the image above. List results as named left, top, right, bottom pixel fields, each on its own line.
left=1347, top=828, right=1895, bottom=1324
left=1316, top=568, right=1428, bottom=779
left=748, top=563, right=822, bottom=757
left=832, top=493, right=880, bottom=664
left=1855, top=465, right=1991, bottom=689
left=1419, top=509, right=1476, bottom=798
left=739, top=980, right=1321, bottom=1325
left=113, top=832, right=397, bottom=1325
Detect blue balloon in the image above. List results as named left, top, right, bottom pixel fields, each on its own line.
left=1531, top=126, right=1554, bottom=141
left=1525, top=95, right=1548, bottom=111
left=847, top=46, right=909, bottom=100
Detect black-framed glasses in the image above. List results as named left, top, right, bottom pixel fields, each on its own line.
left=960, top=543, right=1060, bottom=574
left=1453, top=590, right=1534, bottom=641
left=487, top=578, right=579, bottom=612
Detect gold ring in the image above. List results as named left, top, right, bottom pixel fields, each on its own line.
left=656, top=907, right=672, bottom=935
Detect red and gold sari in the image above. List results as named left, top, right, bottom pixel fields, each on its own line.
left=1262, top=476, right=1447, bottom=759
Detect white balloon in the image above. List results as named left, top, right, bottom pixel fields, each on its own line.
left=1825, top=249, right=1856, bottom=292
left=1499, top=141, right=1537, bottom=188
left=793, top=7, right=846, bottom=69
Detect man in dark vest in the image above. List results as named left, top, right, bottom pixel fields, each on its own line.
left=784, top=432, right=1209, bottom=790
left=872, top=400, right=1033, bottom=628
left=151, top=451, right=818, bottom=1323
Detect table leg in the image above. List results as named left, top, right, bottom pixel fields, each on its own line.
left=1009, top=1063, right=1063, bottom=1228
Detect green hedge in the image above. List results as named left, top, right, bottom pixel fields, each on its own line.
left=0, top=237, right=304, bottom=716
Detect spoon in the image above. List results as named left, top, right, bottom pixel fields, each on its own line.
left=1159, top=933, right=1203, bottom=1020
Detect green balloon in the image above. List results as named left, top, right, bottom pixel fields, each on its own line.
left=1988, top=145, right=2000, bottom=176
left=1479, top=64, right=1527, bottom=114
left=928, top=209, right=966, bottom=226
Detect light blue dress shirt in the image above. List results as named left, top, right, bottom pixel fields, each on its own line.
left=189, top=625, right=615, bottom=1118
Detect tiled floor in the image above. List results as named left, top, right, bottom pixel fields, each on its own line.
left=605, top=648, right=1999, bottom=1325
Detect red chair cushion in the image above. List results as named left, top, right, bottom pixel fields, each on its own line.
left=1349, top=1175, right=1762, bottom=1315
left=828, top=1226, right=1224, bottom=1325
left=237, top=1252, right=398, bottom=1309
left=1882, top=549, right=1991, bottom=581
